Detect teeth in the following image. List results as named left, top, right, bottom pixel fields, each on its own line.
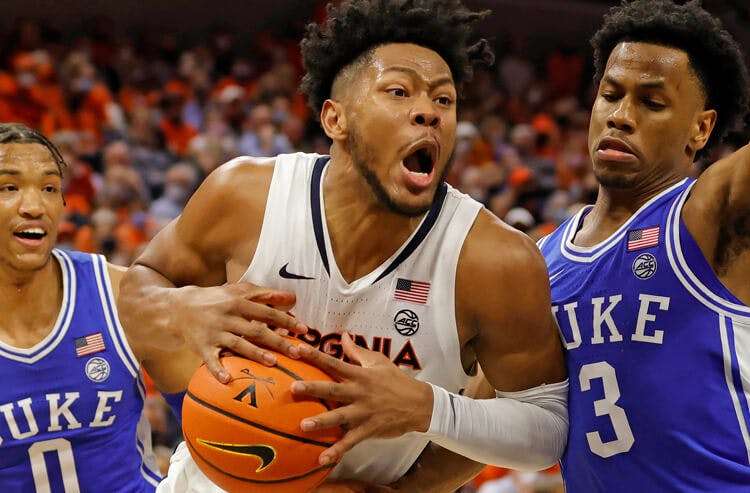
left=410, top=171, right=428, bottom=177
left=20, top=228, right=44, bottom=234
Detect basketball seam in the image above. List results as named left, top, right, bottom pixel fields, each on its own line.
left=185, top=390, right=337, bottom=448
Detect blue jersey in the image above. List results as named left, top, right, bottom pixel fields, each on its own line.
left=0, top=249, right=160, bottom=492
left=539, top=179, right=750, bottom=492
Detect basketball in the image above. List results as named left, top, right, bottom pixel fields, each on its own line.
left=182, top=342, right=343, bottom=492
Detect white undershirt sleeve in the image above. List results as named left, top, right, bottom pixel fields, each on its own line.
left=426, top=379, right=569, bottom=471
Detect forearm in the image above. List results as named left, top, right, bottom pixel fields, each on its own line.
left=426, top=380, right=568, bottom=471
left=391, top=443, right=484, bottom=493
left=117, top=264, right=186, bottom=351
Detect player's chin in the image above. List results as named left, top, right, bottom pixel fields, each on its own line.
left=390, top=193, right=434, bottom=217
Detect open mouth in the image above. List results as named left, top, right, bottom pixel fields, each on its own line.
left=403, top=145, right=436, bottom=176
left=14, top=228, right=46, bottom=241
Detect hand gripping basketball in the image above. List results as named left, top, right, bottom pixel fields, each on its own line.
left=182, top=337, right=344, bottom=492
left=173, top=282, right=308, bottom=382
left=290, top=333, right=434, bottom=466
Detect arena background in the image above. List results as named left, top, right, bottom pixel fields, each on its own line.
left=1, top=1, right=748, bottom=491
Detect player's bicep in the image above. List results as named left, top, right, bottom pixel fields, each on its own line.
left=135, top=217, right=226, bottom=288
left=462, top=220, right=565, bottom=392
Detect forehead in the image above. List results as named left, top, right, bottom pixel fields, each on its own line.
left=605, top=42, right=697, bottom=89
left=369, top=43, right=453, bottom=81
left=0, top=143, right=60, bottom=175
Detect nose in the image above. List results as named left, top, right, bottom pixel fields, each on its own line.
left=411, top=95, right=440, bottom=128
left=18, top=189, right=45, bottom=218
left=606, top=97, right=636, bottom=133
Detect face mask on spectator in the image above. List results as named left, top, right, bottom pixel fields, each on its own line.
left=17, top=72, right=36, bottom=88
left=164, top=184, right=190, bottom=203
left=72, top=77, right=94, bottom=93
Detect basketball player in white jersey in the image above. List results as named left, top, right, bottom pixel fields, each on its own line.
left=118, top=0, right=568, bottom=490
left=0, top=122, right=302, bottom=491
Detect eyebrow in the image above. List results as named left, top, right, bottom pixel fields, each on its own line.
left=0, top=168, right=62, bottom=177
left=383, top=67, right=455, bottom=92
left=602, top=75, right=667, bottom=90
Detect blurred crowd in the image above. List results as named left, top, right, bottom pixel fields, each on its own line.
left=2, top=9, right=747, bottom=490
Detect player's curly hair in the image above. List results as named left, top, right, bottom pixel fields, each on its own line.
left=0, top=122, right=67, bottom=175
left=591, top=0, right=750, bottom=152
left=299, top=0, right=494, bottom=118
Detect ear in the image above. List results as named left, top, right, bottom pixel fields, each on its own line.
left=320, top=99, right=348, bottom=142
left=686, top=108, right=717, bottom=155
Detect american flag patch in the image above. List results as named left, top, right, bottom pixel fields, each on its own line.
left=627, top=226, right=660, bottom=251
left=75, top=333, right=106, bottom=357
left=394, top=278, right=430, bottom=304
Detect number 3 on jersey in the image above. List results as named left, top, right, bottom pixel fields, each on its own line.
left=580, top=361, right=635, bottom=458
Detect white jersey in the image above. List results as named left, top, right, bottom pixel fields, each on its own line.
left=240, top=152, right=482, bottom=483
left=158, top=152, right=484, bottom=492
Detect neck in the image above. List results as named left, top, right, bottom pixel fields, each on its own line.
left=323, top=153, right=427, bottom=283
left=0, top=253, right=63, bottom=348
left=576, top=173, right=684, bottom=247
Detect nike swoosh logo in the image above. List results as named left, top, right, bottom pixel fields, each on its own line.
left=197, top=439, right=276, bottom=472
left=549, top=269, right=565, bottom=281
left=279, top=263, right=315, bottom=280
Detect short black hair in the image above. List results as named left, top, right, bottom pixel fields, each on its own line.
left=591, top=0, right=750, bottom=152
left=299, top=0, right=495, bottom=118
left=0, top=123, right=67, bottom=175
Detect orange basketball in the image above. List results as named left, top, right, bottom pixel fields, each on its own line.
left=182, top=344, right=343, bottom=492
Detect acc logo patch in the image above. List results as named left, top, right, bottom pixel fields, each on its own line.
left=85, top=356, right=110, bottom=382
left=394, top=309, right=419, bottom=336
left=632, top=253, right=657, bottom=280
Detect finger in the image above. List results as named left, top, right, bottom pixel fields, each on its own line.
left=217, top=332, right=278, bottom=367
left=291, top=380, right=356, bottom=405
left=202, top=348, right=230, bottom=384
left=340, top=332, right=383, bottom=367
left=318, top=427, right=371, bottom=465
left=296, top=342, right=357, bottom=377
left=233, top=320, right=306, bottom=359
left=236, top=299, right=308, bottom=335
left=235, top=282, right=298, bottom=311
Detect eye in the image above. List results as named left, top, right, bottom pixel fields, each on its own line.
left=43, top=185, right=59, bottom=193
left=601, top=92, right=619, bottom=102
left=643, top=99, right=666, bottom=110
left=388, top=87, right=407, bottom=98
left=435, top=96, right=453, bottom=106
left=0, top=184, right=18, bottom=192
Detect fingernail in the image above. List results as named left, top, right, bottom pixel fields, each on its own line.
left=288, top=345, right=300, bottom=359
left=290, top=381, right=305, bottom=393
left=319, top=453, right=332, bottom=465
left=298, top=344, right=312, bottom=356
left=219, top=371, right=230, bottom=383
left=296, top=322, right=308, bottom=333
left=263, top=352, right=277, bottom=365
left=301, top=419, right=315, bottom=431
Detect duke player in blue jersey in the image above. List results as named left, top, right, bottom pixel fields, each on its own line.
left=0, top=122, right=301, bottom=492
left=537, top=1, right=750, bottom=491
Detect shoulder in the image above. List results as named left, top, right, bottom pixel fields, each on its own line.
left=201, top=155, right=277, bottom=200
left=457, top=208, right=551, bottom=335
left=460, top=208, right=549, bottom=285
left=106, top=262, right=127, bottom=298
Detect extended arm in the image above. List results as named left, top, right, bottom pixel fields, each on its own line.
left=683, top=142, right=750, bottom=303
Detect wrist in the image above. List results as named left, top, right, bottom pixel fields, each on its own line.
left=413, top=380, right=434, bottom=433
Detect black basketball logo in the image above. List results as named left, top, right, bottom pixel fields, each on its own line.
left=394, top=309, right=419, bottom=336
